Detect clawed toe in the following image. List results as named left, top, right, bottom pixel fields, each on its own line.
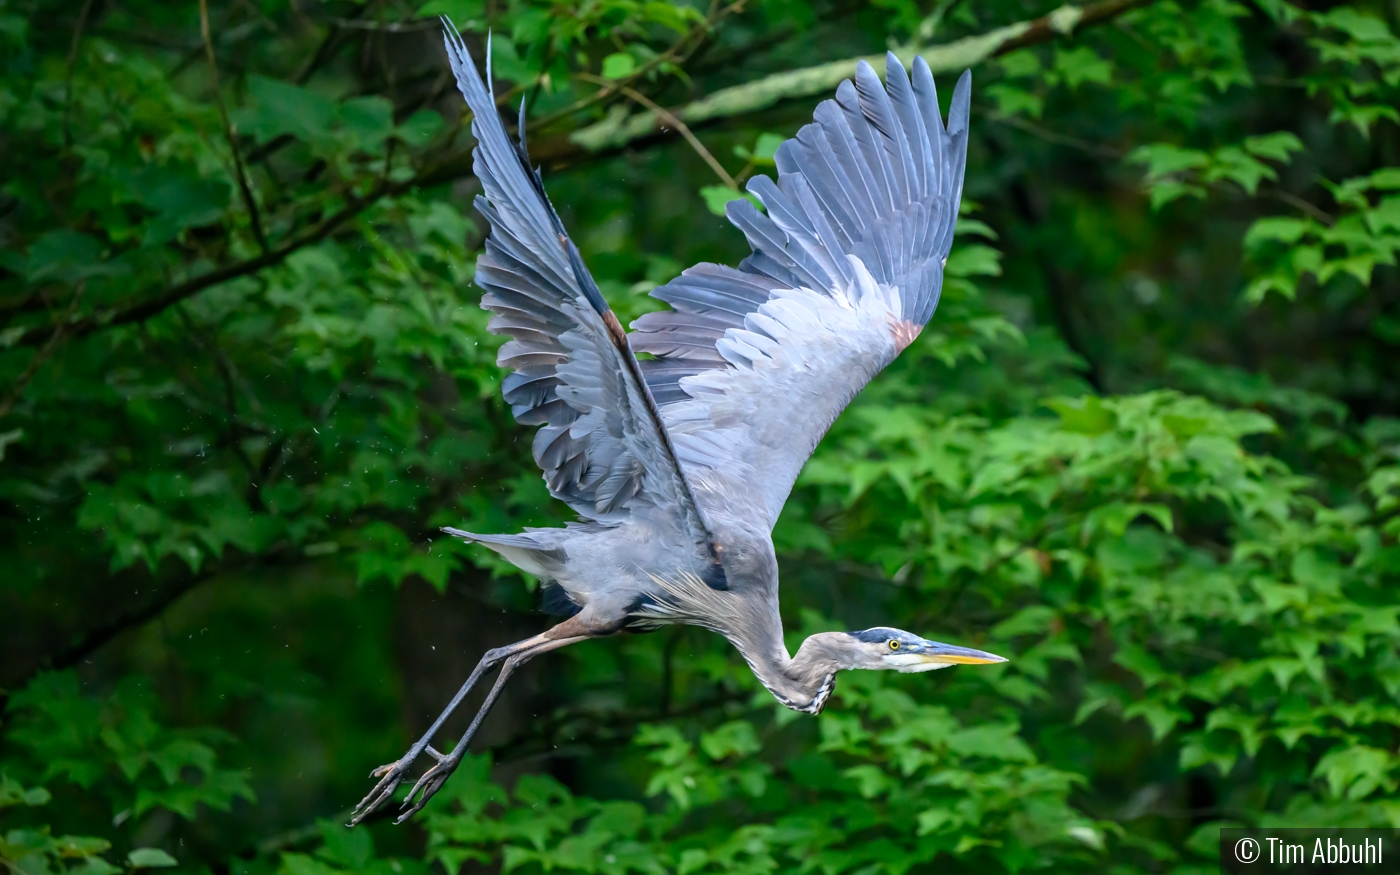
left=369, top=761, right=398, bottom=779
left=348, top=746, right=461, bottom=827
left=394, top=756, right=459, bottom=824
left=348, top=759, right=408, bottom=826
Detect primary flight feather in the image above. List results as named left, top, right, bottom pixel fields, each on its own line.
left=349, top=21, right=1004, bottom=826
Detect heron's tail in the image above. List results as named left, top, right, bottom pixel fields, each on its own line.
left=441, top=527, right=565, bottom=579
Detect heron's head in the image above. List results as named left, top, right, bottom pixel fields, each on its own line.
left=837, top=627, right=1006, bottom=673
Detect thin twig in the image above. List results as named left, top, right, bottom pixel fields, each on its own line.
left=62, top=0, right=96, bottom=147
left=570, top=0, right=1156, bottom=151
left=909, top=0, right=965, bottom=47
left=0, top=283, right=86, bottom=419
left=15, top=173, right=403, bottom=348
left=988, top=109, right=1125, bottom=159
left=991, top=109, right=1338, bottom=225
left=530, top=0, right=749, bottom=133
left=14, top=547, right=301, bottom=691
left=583, top=74, right=737, bottom=188
left=172, top=0, right=239, bottom=80
left=291, top=2, right=362, bottom=85
left=201, top=0, right=270, bottom=254
left=328, top=17, right=440, bottom=32
left=1266, top=189, right=1335, bottom=225
left=88, top=26, right=197, bottom=52
left=410, top=67, right=452, bottom=119
left=17, top=0, right=1151, bottom=348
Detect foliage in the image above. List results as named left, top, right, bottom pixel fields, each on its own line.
left=2, top=0, right=1398, bottom=873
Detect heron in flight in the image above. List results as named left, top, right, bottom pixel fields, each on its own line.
left=350, top=22, right=1005, bottom=826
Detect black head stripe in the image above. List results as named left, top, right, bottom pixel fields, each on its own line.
left=850, top=627, right=901, bottom=644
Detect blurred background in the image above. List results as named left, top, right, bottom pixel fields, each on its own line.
left=2, top=0, right=1398, bottom=872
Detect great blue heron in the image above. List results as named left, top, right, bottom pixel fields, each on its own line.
left=350, top=21, right=1005, bottom=826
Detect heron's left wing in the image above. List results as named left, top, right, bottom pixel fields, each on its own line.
left=443, top=24, right=712, bottom=549
left=631, top=55, right=971, bottom=531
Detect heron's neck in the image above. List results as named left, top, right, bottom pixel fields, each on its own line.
left=735, top=628, right=847, bottom=715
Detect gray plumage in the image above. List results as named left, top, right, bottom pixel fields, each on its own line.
left=349, top=21, right=1004, bottom=827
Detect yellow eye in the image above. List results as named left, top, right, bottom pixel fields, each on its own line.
left=888, top=640, right=900, bottom=650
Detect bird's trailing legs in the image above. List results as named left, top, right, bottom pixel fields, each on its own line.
left=392, top=633, right=585, bottom=821
left=348, top=618, right=593, bottom=826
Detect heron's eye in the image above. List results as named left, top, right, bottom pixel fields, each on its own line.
left=888, top=640, right=900, bottom=650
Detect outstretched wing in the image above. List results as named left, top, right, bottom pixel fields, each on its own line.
left=631, top=55, right=971, bottom=531
left=443, top=24, right=712, bottom=547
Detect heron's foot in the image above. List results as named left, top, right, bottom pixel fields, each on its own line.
left=347, top=758, right=406, bottom=826
left=394, top=750, right=462, bottom=824
left=348, top=746, right=444, bottom=826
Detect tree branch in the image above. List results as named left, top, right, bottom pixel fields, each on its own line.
left=988, top=108, right=1125, bottom=159
left=530, top=0, right=750, bottom=133
left=583, top=75, right=738, bottom=188
left=13, top=548, right=301, bottom=691
left=13, top=0, right=1151, bottom=349
left=201, top=0, right=270, bottom=254
left=61, top=0, right=95, bottom=148
left=14, top=175, right=406, bottom=348
left=0, top=283, right=85, bottom=419
left=569, top=0, right=1155, bottom=152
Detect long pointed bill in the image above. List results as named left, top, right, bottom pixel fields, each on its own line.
left=917, top=640, right=1007, bottom=665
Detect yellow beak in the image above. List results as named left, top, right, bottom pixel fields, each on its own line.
left=916, top=642, right=1007, bottom=665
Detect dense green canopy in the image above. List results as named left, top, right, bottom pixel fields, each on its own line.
left=2, top=0, right=1398, bottom=872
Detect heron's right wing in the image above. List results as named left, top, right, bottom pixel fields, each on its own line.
left=444, top=24, right=712, bottom=546
left=630, top=55, right=970, bottom=531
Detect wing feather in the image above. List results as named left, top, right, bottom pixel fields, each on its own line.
left=443, top=22, right=713, bottom=546
left=632, top=54, right=972, bottom=530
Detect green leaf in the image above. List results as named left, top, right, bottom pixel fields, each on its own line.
left=699, top=721, right=760, bottom=760
left=25, top=231, right=104, bottom=283
left=134, top=175, right=231, bottom=246
left=1313, top=745, right=1397, bottom=800
left=1149, top=180, right=1207, bottom=210
left=991, top=606, right=1057, bottom=640
left=955, top=218, right=999, bottom=240
left=0, top=428, right=22, bottom=462
left=0, top=775, right=52, bottom=809
left=1085, top=502, right=1174, bottom=539
left=236, top=76, right=337, bottom=145
left=338, top=96, right=395, bottom=151
left=1244, top=216, right=1311, bottom=250
left=699, top=185, right=757, bottom=217
left=1243, top=131, right=1305, bottom=162
left=601, top=53, right=636, bottom=79
left=944, top=244, right=1001, bottom=277
left=315, top=819, right=374, bottom=869
left=945, top=724, right=1036, bottom=762
left=1129, top=143, right=1210, bottom=178
left=996, top=48, right=1042, bottom=78
left=1124, top=698, right=1188, bottom=741
left=985, top=83, right=1044, bottom=118
left=1046, top=396, right=1116, bottom=435
left=1366, top=196, right=1400, bottom=234
left=1052, top=46, right=1113, bottom=89
left=0, top=12, right=29, bottom=44
left=396, top=109, right=445, bottom=145
left=734, top=132, right=785, bottom=165
left=418, top=0, right=485, bottom=19
left=126, top=849, right=177, bottom=868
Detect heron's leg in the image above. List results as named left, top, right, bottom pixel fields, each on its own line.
left=348, top=632, right=552, bottom=826
left=394, top=633, right=589, bottom=823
